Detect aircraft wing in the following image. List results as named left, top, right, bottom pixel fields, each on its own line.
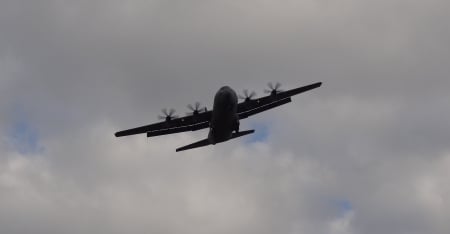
left=115, top=110, right=212, bottom=137
left=237, top=82, right=321, bottom=120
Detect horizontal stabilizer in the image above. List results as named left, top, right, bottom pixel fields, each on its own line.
left=230, top=129, right=255, bottom=139
left=176, top=139, right=211, bottom=152
left=175, top=130, right=255, bottom=152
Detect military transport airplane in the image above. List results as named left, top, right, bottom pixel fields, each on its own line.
left=115, top=82, right=322, bottom=152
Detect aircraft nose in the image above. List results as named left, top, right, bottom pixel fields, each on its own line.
left=223, top=92, right=236, bottom=106
left=214, top=86, right=237, bottom=108
left=223, top=91, right=232, bottom=101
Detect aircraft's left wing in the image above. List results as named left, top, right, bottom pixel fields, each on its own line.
left=115, top=110, right=212, bottom=137
left=237, top=82, right=322, bottom=120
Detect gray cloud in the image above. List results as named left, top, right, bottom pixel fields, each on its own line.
left=1, top=0, right=449, bottom=234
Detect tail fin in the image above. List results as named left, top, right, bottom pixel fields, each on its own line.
left=175, top=130, right=255, bottom=152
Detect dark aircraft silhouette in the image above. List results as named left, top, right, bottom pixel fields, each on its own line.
left=115, top=82, right=322, bottom=152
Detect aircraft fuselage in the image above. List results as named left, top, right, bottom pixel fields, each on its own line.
left=208, top=86, right=239, bottom=144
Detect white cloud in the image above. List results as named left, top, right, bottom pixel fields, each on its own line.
left=329, top=210, right=355, bottom=234
left=0, top=0, right=449, bottom=233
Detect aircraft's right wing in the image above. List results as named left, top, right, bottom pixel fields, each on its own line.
left=237, top=82, right=321, bottom=120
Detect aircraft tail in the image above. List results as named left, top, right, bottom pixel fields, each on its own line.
left=175, top=130, right=255, bottom=152
left=230, top=129, right=255, bottom=139
left=176, top=139, right=211, bottom=152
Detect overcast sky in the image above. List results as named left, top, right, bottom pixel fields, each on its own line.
left=1, top=1, right=449, bottom=234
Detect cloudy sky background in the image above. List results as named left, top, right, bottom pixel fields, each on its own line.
left=1, top=0, right=449, bottom=233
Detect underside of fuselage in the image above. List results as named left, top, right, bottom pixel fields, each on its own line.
left=208, top=86, right=239, bottom=144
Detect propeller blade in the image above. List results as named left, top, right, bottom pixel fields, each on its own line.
left=274, top=82, right=281, bottom=90
left=159, top=108, right=178, bottom=121
left=266, top=82, right=283, bottom=95
left=239, top=89, right=257, bottom=100
left=186, top=102, right=205, bottom=115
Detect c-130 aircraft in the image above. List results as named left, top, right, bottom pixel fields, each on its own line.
left=115, top=82, right=321, bottom=152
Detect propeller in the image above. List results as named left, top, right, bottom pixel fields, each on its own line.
left=158, top=108, right=179, bottom=121
left=186, top=102, right=206, bottom=115
left=264, top=82, right=283, bottom=95
left=238, top=89, right=257, bottom=102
